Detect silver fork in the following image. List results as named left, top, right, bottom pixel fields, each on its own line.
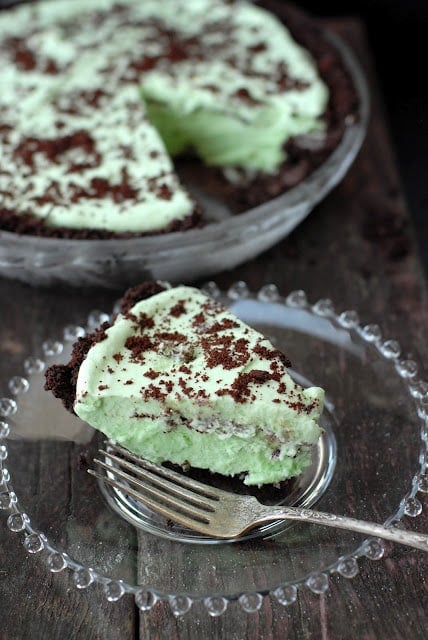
left=88, top=442, right=428, bottom=551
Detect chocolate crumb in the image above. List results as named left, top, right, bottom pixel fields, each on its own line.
left=216, top=369, right=272, bottom=403
left=170, top=300, right=186, bottom=317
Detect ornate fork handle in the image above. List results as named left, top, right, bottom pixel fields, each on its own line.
left=255, top=506, right=428, bottom=552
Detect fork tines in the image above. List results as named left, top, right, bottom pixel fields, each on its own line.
left=88, top=441, right=222, bottom=528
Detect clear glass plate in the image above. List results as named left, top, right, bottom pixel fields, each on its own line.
left=1, top=282, right=427, bottom=616
left=0, top=31, right=369, bottom=288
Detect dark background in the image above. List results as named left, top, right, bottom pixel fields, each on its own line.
left=297, top=0, right=428, bottom=277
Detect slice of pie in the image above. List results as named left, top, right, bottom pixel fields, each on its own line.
left=45, top=282, right=324, bottom=485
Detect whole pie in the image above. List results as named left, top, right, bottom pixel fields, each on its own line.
left=0, top=0, right=357, bottom=238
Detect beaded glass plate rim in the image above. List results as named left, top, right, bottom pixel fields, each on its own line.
left=0, top=281, right=427, bottom=617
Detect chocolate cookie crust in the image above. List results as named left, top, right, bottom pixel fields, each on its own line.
left=44, top=281, right=169, bottom=409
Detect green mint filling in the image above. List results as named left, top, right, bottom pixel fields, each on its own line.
left=143, top=97, right=326, bottom=173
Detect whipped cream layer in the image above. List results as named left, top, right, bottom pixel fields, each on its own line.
left=0, top=0, right=328, bottom=233
left=74, top=285, right=324, bottom=485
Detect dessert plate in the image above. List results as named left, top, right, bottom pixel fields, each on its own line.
left=0, top=31, right=369, bottom=288
left=1, top=283, right=427, bottom=616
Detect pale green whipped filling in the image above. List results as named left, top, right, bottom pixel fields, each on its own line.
left=74, top=285, right=324, bottom=485
left=0, top=0, right=328, bottom=232
left=139, top=1, right=328, bottom=172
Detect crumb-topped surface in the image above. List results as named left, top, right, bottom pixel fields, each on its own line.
left=45, top=281, right=324, bottom=485
left=0, top=1, right=207, bottom=235
left=0, top=0, right=357, bottom=237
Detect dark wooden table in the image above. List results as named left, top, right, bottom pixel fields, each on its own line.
left=1, top=18, right=427, bottom=640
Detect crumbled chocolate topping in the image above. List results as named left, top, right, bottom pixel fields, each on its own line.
left=155, top=331, right=186, bottom=343
left=254, top=343, right=291, bottom=368
left=66, top=173, right=139, bottom=204
left=170, top=301, right=186, bottom=317
left=201, top=335, right=250, bottom=370
left=141, top=383, right=167, bottom=401
left=216, top=369, right=272, bottom=403
left=125, top=335, right=154, bottom=361
left=192, top=312, right=206, bottom=327
left=14, top=130, right=98, bottom=169
left=159, top=379, right=174, bottom=393
left=144, top=369, right=160, bottom=379
left=204, top=318, right=240, bottom=333
left=6, top=36, right=59, bottom=74
left=288, top=398, right=319, bottom=414
left=178, top=364, right=191, bottom=374
left=178, top=377, right=194, bottom=397
left=156, top=183, right=173, bottom=201
left=131, top=312, right=155, bottom=331
left=250, top=370, right=271, bottom=383
left=277, top=382, right=286, bottom=394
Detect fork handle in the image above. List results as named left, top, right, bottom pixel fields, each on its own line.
left=257, top=506, right=428, bottom=552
